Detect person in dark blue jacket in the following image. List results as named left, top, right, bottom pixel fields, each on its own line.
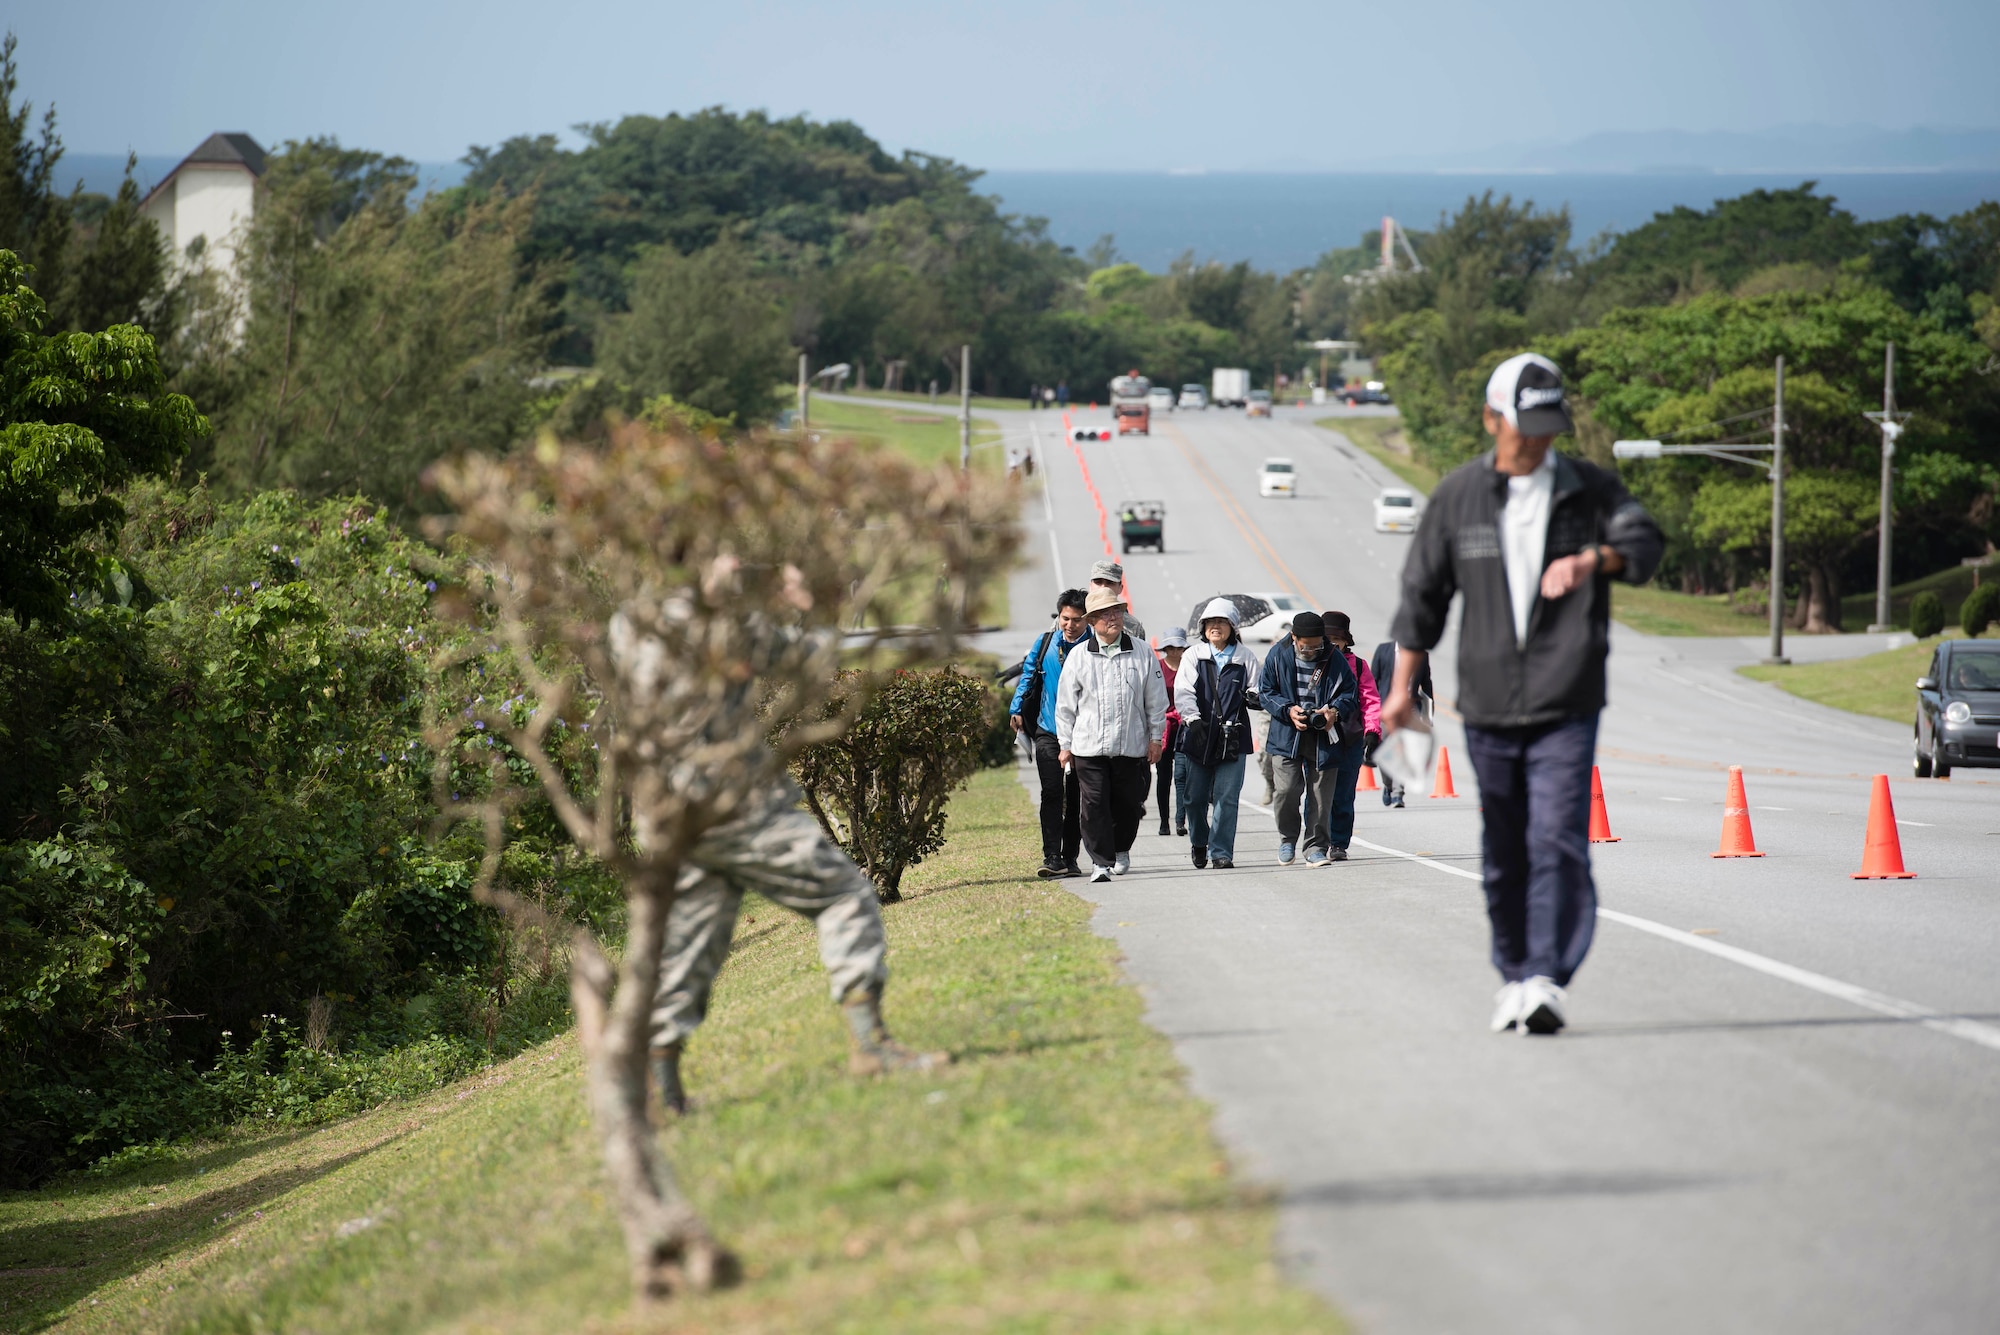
left=1010, top=588, right=1091, bottom=877
left=1259, top=612, right=1359, bottom=867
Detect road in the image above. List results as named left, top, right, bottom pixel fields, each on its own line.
left=962, top=399, right=2000, bottom=1334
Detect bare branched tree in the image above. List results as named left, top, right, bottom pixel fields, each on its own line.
left=424, top=422, right=1016, bottom=1302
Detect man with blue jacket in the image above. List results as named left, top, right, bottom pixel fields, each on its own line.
left=1259, top=611, right=1359, bottom=867
left=1010, top=588, right=1091, bottom=878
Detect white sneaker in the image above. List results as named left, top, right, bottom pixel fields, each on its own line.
left=1489, top=981, right=1525, bottom=1033
left=1517, top=976, right=1567, bottom=1036
left=1113, top=852, right=1131, bottom=876
left=1090, top=864, right=1112, bottom=883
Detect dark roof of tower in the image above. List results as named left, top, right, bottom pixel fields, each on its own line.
left=141, top=133, right=268, bottom=207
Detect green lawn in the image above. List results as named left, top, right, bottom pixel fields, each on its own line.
left=1, top=767, right=1341, bottom=1334
left=809, top=397, right=1006, bottom=471
left=1609, top=584, right=1774, bottom=637
left=1739, top=635, right=1960, bottom=723
left=822, top=386, right=1038, bottom=413
left=1314, top=415, right=1441, bottom=495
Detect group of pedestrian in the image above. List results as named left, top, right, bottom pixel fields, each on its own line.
left=1011, top=352, right=1665, bottom=1039
left=1009, top=572, right=1409, bottom=877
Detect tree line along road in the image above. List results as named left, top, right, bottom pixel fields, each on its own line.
left=966, top=396, right=2000, bottom=1335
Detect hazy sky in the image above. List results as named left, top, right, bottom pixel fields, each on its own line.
left=18, top=0, right=2000, bottom=170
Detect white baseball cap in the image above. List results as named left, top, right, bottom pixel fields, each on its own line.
left=1200, top=597, right=1240, bottom=626
left=1485, top=352, right=1573, bottom=436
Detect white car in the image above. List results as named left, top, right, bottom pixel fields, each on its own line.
left=1258, top=457, right=1297, bottom=497
left=1373, top=486, right=1422, bottom=533
left=1178, top=384, right=1208, bottom=409
left=1147, top=386, right=1176, bottom=413
left=1241, top=592, right=1313, bottom=644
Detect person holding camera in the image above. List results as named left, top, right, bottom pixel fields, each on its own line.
left=1174, top=599, right=1262, bottom=870
left=1258, top=611, right=1360, bottom=867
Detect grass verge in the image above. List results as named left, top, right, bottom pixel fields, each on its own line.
left=1314, top=415, right=1440, bottom=495
left=811, top=397, right=1006, bottom=469
left=1, top=767, right=1340, bottom=1334
left=1738, top=635, right=1956, bottom=723
left=1609, top=584, right=1774, bottom=637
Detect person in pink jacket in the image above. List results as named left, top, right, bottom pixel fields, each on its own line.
left=1320, top=611, right=1380, bottom=859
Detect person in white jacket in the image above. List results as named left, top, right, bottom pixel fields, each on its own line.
left=1056, top=586, right=1169, bottom=882
left=1174, top=598, right=1263, bottom=869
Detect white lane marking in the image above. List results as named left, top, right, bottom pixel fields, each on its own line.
left=1897, top=820, right=1934, bottom=827
left=1029, top=419, right=1063, bottom=586
left=1347, top=834, right=2000, bottom=1055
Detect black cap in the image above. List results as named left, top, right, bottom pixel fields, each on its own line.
left=1485, top=352, right=1573, bottom=437
left=1320, top=611, right=1353, bottom=644
left=1292, top=611, right=1325, bottom=639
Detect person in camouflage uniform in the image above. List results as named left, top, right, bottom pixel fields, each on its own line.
left=648, top=779, right=946, bottom=1113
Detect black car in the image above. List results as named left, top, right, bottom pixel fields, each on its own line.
left=1342, top=385, right=1393, bottom=406
left=1914, top=638, right=2000, bottom=777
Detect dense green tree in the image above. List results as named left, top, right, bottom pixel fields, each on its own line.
left=0, top=251, right=207, bottom=625
left=199, top=140, right=551, bottom=510
left=1557, top=281, right=1998, bottom=628
left=599, top=235, right=789, bottom=423
left=1359, top=193, right=1575, bottom=471
left=0, top=34, right=67, bottom=307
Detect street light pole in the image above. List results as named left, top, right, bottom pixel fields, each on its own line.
left=959, top=344, right=971, bottom=473
left=1766, top=356, right=1788, bottom=665
left=797, top=352, right=810, bottom=431
left=1865, top=342, right=1907, bottom=633
left=1612, top=355, right=1789, bottom=664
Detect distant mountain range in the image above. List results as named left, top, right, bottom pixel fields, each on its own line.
left=58, top=125, right=2000, bottom=203
left=1386, top=125, right=2000, bottom=174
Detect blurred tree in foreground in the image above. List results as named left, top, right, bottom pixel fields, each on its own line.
left=430, top=423, right=1017, bottom=1301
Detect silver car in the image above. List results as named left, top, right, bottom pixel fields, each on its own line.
left=1914, top=639, right=2000, bottom=778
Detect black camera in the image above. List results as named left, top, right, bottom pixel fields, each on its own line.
left=1305, top=711, right=1331, bottom=731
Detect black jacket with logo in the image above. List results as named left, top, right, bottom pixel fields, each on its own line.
left=1388, top=450, right=1663, bottom=728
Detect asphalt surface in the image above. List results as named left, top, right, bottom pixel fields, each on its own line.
left=966, top=399, right=2000, bottom=1335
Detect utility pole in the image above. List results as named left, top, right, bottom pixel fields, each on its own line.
left=1766, top=356, right=1789, bottom=665
left=1865, top=342, right=1908, bottom=632
left=1612, top=354, right=1788, bottom=663
left=797, top=352, right=809, bottom=431
left=958, top=344, right=971, bottom=473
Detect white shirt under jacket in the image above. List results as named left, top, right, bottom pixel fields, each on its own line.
left=1055, top=631, right=1169, bottom=758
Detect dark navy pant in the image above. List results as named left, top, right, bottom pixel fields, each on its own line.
left=1461, top=714, right=1600, bottom=987
left=1321, top=734, right=1366, bottom=850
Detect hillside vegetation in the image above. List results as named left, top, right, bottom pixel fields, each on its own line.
left=0, top=769, right=1341, bottom=1335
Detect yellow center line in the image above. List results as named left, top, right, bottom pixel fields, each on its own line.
left=1162, top=420, right=1323, bottom=608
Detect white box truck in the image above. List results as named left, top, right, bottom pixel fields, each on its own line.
left=1212, top=367, right=1250, bottom=409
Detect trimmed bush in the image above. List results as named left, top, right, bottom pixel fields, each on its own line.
left=789, top=669, right=996, bottom=901
left=1962, top=583, right=1999, bottom=637
left=1908, top=591, right=1946, bottom=640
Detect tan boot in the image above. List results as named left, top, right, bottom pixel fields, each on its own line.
left=650, top=1041, right=688, bottom=1116
left=841, top=987, right=950, bottom=1076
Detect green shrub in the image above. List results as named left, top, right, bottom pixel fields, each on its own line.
left=788, top=668, right=994, bottom=901
left=1908, top=591, right=1946, bottom=639
left=1962, top=583, right=1999, bottom=637
left=0, top=483, right=605, bottom=1183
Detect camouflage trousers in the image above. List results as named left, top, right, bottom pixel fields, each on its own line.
left=648, top=783, right=888, bottom=1050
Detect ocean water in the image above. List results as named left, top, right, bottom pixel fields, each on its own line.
left=979, top=170, right=2000, bottom=273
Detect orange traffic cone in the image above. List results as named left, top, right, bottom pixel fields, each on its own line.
left=1851, top=774, right=1916, bottom=879
left=1711, top=765, right=1765, bottom=858
left=1587, top=766, right=1620, bottom=843
left=1429, top=747, right=1459, bottom=798
left=1357, top=764, right=1379, bottom=792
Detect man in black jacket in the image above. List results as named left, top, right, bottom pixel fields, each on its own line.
left=1369, top=640, right=1430, bottom=808
left=1383, top=353, right=1663, bottom=1037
